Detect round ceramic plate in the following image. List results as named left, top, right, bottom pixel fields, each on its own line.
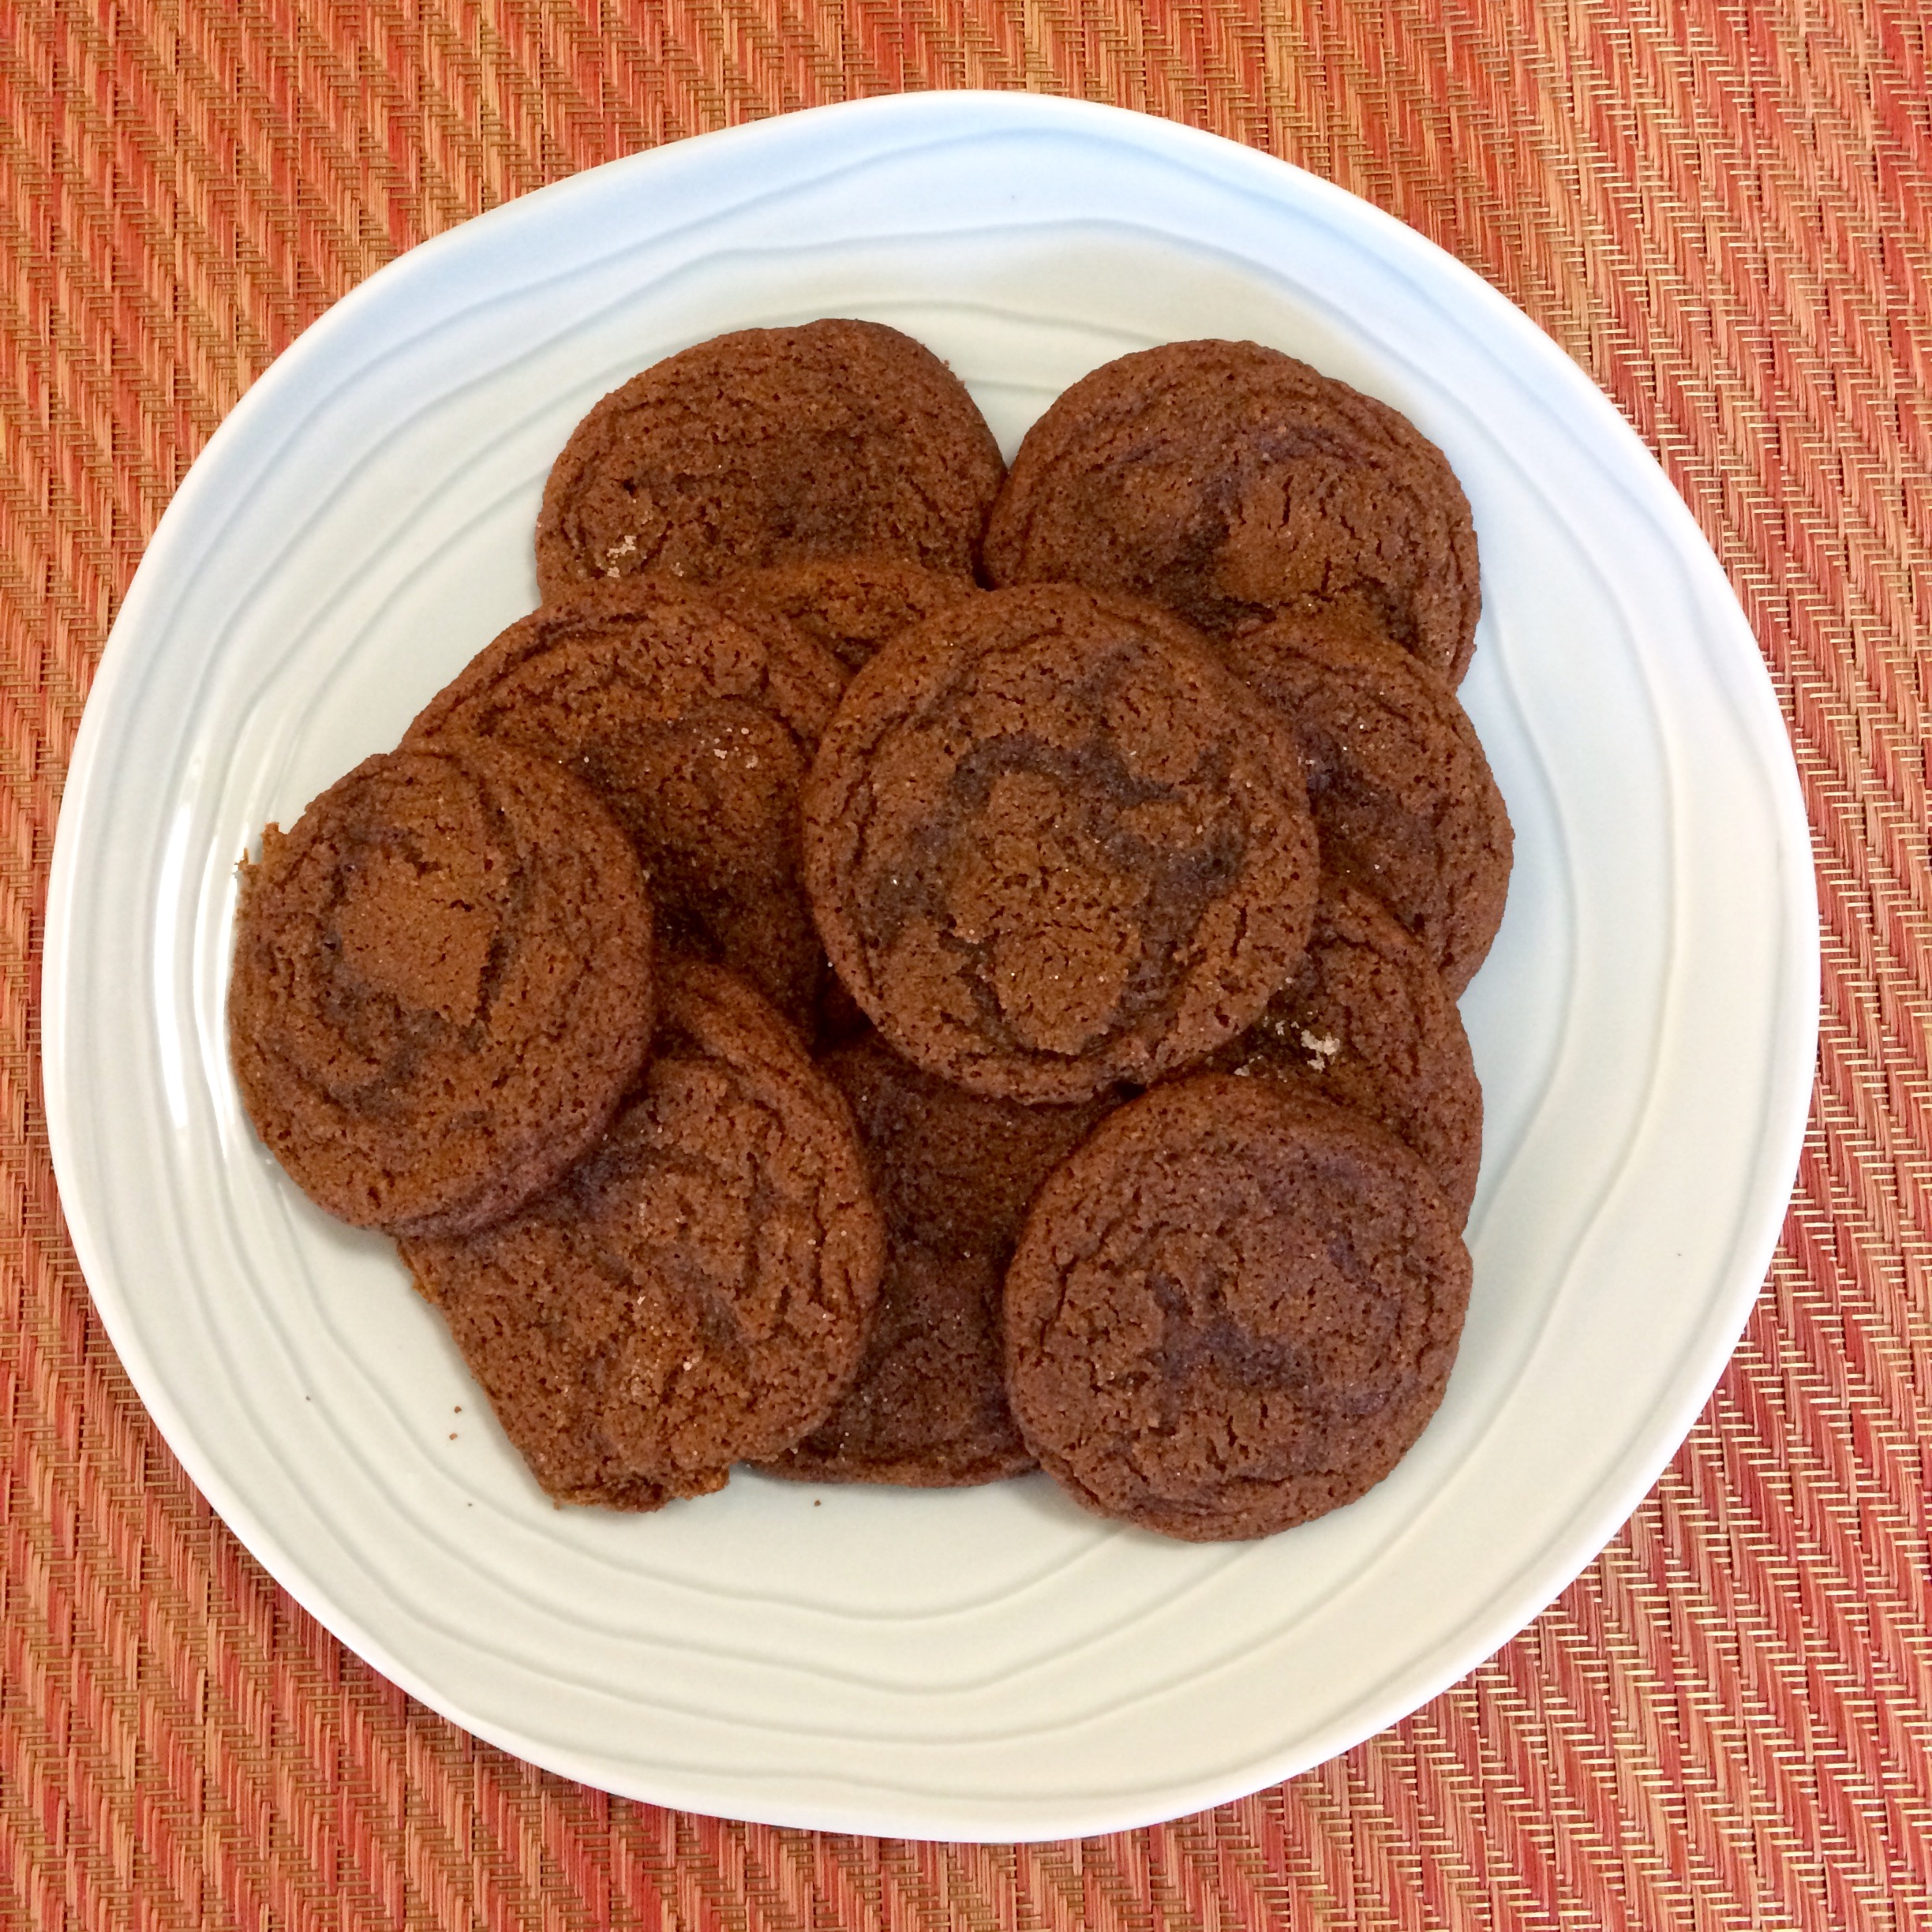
left=43, top=93, right=1817, bottom=1841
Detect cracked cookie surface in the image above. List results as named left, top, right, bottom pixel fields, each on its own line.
left=229, top=739, right=656, bottom=1238
left=1209, top=878, right=1483, bottom=1223
left=534, top=320, right=1005, bottom=599
left=723, top=554, right=978, bottom=672
left=408, top=578, right=846, bottom=1026
left=1221, top=605, right=1511, bottom=996
left=762, top=1034, right=1119, bottom=1486
left=402, top=960, right=886, bottom=1511
left=803, top=584, right=1321, bottom=1104
left=1003, top=1075, right=1472, bottom=1541
left=983, top=339, right=1481, bottom=683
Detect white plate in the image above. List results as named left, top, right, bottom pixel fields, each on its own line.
left=43, top=93, right=1818, bottom=1841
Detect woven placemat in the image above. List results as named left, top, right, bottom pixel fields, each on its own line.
left=3, top=2, right=1927, bottom=1926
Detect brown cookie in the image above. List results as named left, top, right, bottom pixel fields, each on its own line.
left=762, top=1035, right=1118, bottom=1487
left=1004, top=1076, right=1472, bottom=1542
left=724, top=555, right=978, bottom=672
left=402, top=960, right=886, bottom=1511
left=406, top=578, right=847, bottom=1026
left=229, top=740, right=655, bottom=1239
left=803, top=584, right=1321, bottom=1104
left=1209, top=878, right=1483, bottom=1223
left=983, top=339, right=1481, bottom=683
left=1220, top=605, right=1512, bottom=995
left=535, top=320, right=1005, bottom=600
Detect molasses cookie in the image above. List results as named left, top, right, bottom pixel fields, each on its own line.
left=535, top=320, right=1005, bottom=600
left=763, top=1035, right=1119, bottom=1487
left=229, top=740, right=655, bottom=1239
left=1221, top=604, right=1511, bottom=995
left=983, top=339, right=1481, bottom=683
left=1210, top=878, right=1483, bottom=1222
left=407, top=578, right=847, bottom=1026
left=803, top=584, right=1321, bottom=1104
left=1004, top=1076, right=1472, bottom=1542
left=726, top=555, right=977, bottom=672
left=402, top=960, right=886, bottom=1511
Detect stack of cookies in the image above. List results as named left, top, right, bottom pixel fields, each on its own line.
left=229, top=321, right=1512, bottom=1542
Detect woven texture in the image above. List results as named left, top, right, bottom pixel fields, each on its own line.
left=3, top=1, right=1928, bottom=1925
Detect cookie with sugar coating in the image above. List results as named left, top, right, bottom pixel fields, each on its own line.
left=408, top=577, right=846, bottom=1028
left=1220, top=603, right=1511, bottom=996
left=983, top=338, right=1481, bottom=684
left=403, top=960, right=886, bottom=1511
left=803, top=583, right=1321, bottom=1104
left=762, top=1033, right=1120, bottom=1487
left=1004, top=1075, right=1472, bottom=1542
left=536, top=319, right=1005, bottom=599
left=1209, top=878, right=1483, bottom=1223
left=229, top=739, right=655, bottom=1240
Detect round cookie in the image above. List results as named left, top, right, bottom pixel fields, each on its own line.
left=762, top=1035, right=1119, bottom=1487
left=803, top=584, right=1322, bottom=1104
left=1209, top=878, right=1483, bottom=1223
left=1220, top=605, right=1512, bottom=995
left=983, top=339, right=1481, bottom=683
left=535, top=320, right=1005, bottom=599
left=402, top=960, right=886, bottom=1511
left=407, top=578, right=847, bottom=1026
left=1004, top=1076, right=1473, bottom=1542
left=724, top=555, right=978, bottom=672
left=229, top=740, right=655, bottom=1239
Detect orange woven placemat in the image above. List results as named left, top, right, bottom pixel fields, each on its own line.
left=3, top=2, right=1927, bottom=1926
